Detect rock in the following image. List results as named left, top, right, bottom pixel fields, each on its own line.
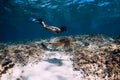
left=0, top=34, right=120, bottom=80
left=0, top=43, right=7, bottom=50
left=114, top=34, right=120, bottom=44
left=0, top=58, right=14, bottom=76
left=73, top=42, right=120, bottom=80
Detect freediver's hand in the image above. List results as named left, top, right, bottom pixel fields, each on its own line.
left=30, top=18, right=39, bottom=23
left=32, top=18, right=37, bottom=22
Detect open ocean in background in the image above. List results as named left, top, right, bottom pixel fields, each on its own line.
left=0, top=0, right=120, bottom=42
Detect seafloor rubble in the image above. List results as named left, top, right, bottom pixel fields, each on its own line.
left=73, top=36, right=120, bottom=80
left=0, top=34, right=120, bottom=80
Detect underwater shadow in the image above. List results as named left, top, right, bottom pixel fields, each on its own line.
left=45, top=58, right=63, bottom=66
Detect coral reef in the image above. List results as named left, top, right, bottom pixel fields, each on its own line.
left=73, top=43, right=120, bottom=80
left=72, top=34, right=120, bottom=80
left=0, top=34, right=120, bottom=80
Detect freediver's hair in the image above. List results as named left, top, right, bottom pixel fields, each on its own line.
left=60, top=26, right=67, bottom=32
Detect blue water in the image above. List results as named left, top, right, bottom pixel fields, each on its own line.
left=0, top=0, right=120, bottom=42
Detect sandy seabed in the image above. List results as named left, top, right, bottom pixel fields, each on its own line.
left=0, top=34, right=120, bottom=80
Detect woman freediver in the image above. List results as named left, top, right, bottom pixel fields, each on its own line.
left=32, top=18, right=67, bottom=34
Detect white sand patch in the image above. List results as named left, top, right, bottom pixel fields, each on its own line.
left=1, top=51, right=84, bottom=80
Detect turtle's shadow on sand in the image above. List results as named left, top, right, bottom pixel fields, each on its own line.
left=45, top=58, right=63, bottom=66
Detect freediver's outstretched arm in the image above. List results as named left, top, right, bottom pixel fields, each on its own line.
left=33, top=19, right=46, bottom=27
